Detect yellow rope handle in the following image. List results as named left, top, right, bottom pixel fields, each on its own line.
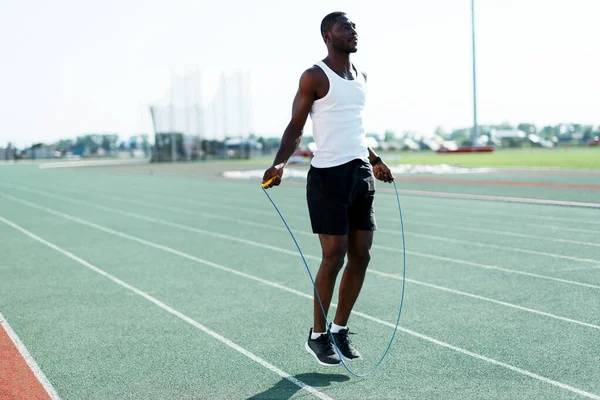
left=261, top=176, right=276, bottom=188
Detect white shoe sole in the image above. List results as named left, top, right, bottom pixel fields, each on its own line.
left=342, top=354, right=362, bottom=362
left=304, top=342, right=341, bottom=367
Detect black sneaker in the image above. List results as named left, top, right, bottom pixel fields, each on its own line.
left=305, top=329, right=341, bottom=367
left=332, top=328, right=362, bottom=361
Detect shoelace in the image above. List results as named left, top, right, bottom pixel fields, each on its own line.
left=333, top=331, right=355, bottom=346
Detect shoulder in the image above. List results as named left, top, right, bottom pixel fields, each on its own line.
left=301, top=65, right=327, bottom=83
left=298, top=65, right=328, bottom=90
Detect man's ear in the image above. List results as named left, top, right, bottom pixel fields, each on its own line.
left=323, top=32, right=331, bottom=44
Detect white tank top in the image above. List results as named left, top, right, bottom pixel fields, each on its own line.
left=309, top=60, right=369, bottom=168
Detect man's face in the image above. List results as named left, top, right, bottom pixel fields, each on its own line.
left=328, top=16, right=358, bottom=53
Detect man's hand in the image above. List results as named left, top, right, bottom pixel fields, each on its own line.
left=373, top=161, right=394, bottom=183
left=262, top=163, right=284, bottom=189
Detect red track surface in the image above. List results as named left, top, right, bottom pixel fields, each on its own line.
left=0, top=325, right=50, bottom=400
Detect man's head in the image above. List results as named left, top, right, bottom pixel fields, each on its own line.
left=320, top=12, right=358, bottom=54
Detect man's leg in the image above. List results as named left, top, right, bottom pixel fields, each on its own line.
left=313, top=234, right=348, bottom=333
left=333, top=229, right=373, bottom=326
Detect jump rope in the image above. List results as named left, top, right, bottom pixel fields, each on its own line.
left=261, top=174, right=406, bottom=377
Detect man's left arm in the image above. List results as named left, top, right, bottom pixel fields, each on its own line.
left=368, top=147, right=394, bottom=183
left=362, top=73, right=393, bottom=183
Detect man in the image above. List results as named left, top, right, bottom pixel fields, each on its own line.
left=262, top=11, right=394, bottom=367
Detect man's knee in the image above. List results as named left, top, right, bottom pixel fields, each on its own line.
left=321, top=248, right=346, bottom=271
left=347, top=248, right=371, bottom=269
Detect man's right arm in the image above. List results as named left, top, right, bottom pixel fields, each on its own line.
left=262, top=68, right=319, bottom=188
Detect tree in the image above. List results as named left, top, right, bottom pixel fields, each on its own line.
left=140, top=134, right=150, bottom=155
left=54, top=139, right=74, bottom=154
left=540, top=125, right=560, bottom=140
left=451, top=128, right=470, bottom=140
left=582, top=125, right=594, bottom=141
left=101, top=134, right=119, bottom=152
left=73, top=133, right=118, bottom=155
left=517, top=123, right=537, bottom=134
left=434, top=126, right=447, bottom=137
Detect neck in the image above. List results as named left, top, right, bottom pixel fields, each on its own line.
left=325, top=51, right=352, bottom=72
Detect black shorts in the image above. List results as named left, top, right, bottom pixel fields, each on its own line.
left=306, top=158, right=377, bottom=235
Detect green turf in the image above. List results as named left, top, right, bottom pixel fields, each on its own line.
left=1, top=163, right=599, bottom=399
left=382, top=148, right=600, bottom=169
left=123, top=147, right=600, bottom=169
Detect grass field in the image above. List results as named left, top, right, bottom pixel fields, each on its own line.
left=1, top=160, right=599, bottom=399
left=199, top=147, right=600, bottom=169
left=383, top=148, right=600, bottom=169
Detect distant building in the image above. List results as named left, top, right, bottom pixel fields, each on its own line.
left=490, top=129, right=527, bottom=139
left=224, top=137, right=262, bottom=159
left=22, top=143, right=59, bottom=159
left=490, top=129, right=528, bottom=148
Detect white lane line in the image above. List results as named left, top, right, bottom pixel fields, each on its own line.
left=0, top=311, right=61, bottom=399
left=76, top=188, right=600, bottom=263
left=375, top=244, right=600, bottom=290
left=4, top=187, right=600, bottom=290
left=7, top=181, right=599, bottom=248
left=241, top=191, right=600, bottom=247
left=378, top=188, right=600, bottom=209
left=38, top=159, right=148, bottom=169
left=4, top=186, right=600, bottom=293
left=554, top=265, right=600, bottom=272
left=141, top=188, right=600, bottom=248
left=377, top=230, right=599, bottom=264
left=252, top=190, right=600, bottom=234
left=1, top=207, right=599, bottom=399
left=367, top=270, right=600, bottom=331
left=396, top=209, right=600, bottom=235
left=351, top=308, right=600, bottom=400
left=178, top=187, right=600, bottom=235
left=395, top=216, right=597, bottom=249
left=5, top=183, right=598, bottom=266
left=388, top=215, right=599, bottom=248
left=150, top=190, right=600, bottom=247
left=3, top=190, right=600, bottom=328
left=367, top=196, right=600, bottom=227
left=118, top=190, right=600, bottom=262
left=36, top=166, right=600, bottom=208
left=0, top=216, right=334, bottom=400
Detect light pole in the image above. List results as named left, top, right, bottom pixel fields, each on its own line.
left=471, top=0, right=478, bottom=148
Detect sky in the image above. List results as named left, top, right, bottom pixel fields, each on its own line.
left=1, top=0, right=599, bottom=147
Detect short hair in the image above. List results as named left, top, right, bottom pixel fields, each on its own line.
left=320, top=11, right=346, bottom=41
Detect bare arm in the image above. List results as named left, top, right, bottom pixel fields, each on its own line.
left=262, top=69, right=320, bottom=188
left=273, top=70, right=318, bottom=165
left=362, top=74, right=393, bottom=181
